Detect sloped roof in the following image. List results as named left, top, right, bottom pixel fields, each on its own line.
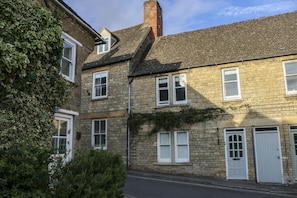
left=131, top=10, right=297, bottom=76
left=83, top=24, right=151, bottom=70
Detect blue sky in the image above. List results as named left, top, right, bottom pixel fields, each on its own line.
left=64, top=0, right=297, bottom=35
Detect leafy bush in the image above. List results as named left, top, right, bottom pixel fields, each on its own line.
left=50, top=150, right=127, bottom=198
left=0, top=0, right=66, bottom=196
left=0, top=142, right=51, bottom=198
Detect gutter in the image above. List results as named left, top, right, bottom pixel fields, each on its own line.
left=53, top=0, right=104, bottom=44
left=129, top=52, right=297, bottom=78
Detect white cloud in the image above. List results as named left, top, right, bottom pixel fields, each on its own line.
left=219, top=1, right=297, bottom=16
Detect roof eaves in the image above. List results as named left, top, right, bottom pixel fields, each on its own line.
left=82, top=54, right=134, bottom=71
left=54, top=0, right=104, bottom=43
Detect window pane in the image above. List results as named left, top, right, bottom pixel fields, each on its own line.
left=285, top=62, right=297, bottom=75
left=101, top=85, right=107, bottom=96
left=234, top=135, right=237, bottom=141
left=95, top=134, right=106, bottom=148
left=52, top=138, right=58, bottom=154
left=52, top=120, right=59, bottom=136
left=99, top=45, right=103, bottom=52
left=94, top=121, right=99, bottom=133
left=240, top=151, right=243, bottom=157
left=158, top=78, right=168, bottom=88
left=63, top=42, right=72, bottom=59
left=95, top=86, right=100, bottom=97
left=95, top=78, right=100, bottom=85
left=101, top=77, right=107, bottom=84
left=101, top=135, right=106, bottom=148
left=229, top=151, right=233, bottom=157
left=176, top=132, right=187, bottom=144
left=160, top=90, right=168, bottom=101
left=174, top=75, right=186, bottom=87
left=175, top=76, right=180, bottom=87
left=61, top=58, right=71, bottom=76
left=176, top=88, right=185, bottom=101
left=224, top=70, right=237, bottom=81
left=104, top=38, right=109, bottom=51
left=287, top=76, right=297, bottom=91
left=100, top=120, right=106, bottom=133
left=160, top=145, right=170, bottom=158
left=59, top=138, right=67, bottom=154
left=94, top=135, right=100, bottom=147
left=225, top=82, right=238, bottom=96
left=177, top=145, right=188, bottom=159
left=60, top=120, right=67, bottom=136
left=160, top=133, right=170, bottom=145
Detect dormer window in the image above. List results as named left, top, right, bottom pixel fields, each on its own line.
left=98, top=37, right=110, bottom=54
left=97, top=28, right=118, bottom=54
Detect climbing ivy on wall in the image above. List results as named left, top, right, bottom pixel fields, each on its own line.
left=128, top=107, right=225, bottom=135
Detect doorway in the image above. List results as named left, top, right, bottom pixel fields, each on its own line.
left=52, top=113, right=73, bottom=162
left=253, top=126, right=283, bottom=183
left=225, top=128, right=248, bottom=180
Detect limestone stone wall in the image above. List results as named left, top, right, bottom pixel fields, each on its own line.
left=81, top=61, right=129, bottom=160
left=130, top=55, right=297, bottom=182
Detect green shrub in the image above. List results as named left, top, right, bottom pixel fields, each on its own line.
left=0, top=142, right=51, bottom=198
left=50, top=150, right=127, bottom=198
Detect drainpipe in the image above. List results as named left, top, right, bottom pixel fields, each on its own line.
left=251, top=126, right=258, bottom=182
left=127, top=61, right=133, bottom=169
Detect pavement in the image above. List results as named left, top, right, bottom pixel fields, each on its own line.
left=127, top=170, right=297, bottom=197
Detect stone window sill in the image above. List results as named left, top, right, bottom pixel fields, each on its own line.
left=154, top=162, right=192, bottom=166
left=154, top=103, right=189, bottom=109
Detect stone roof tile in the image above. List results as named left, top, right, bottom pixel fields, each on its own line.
left=83, top=24, right=151, bottom=70
left=132, top=11, right=297, bottom=76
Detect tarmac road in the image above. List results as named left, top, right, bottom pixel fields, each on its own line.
left=124, top=175, right=295, bottom=198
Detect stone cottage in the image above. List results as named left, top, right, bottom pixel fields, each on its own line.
left=67, top=0, right=297, bottom=183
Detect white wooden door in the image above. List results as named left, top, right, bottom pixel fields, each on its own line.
left=52, top=114, right=72, bottom=162
left=225, top=129, right=248, bottom=180
left=254, top=127, right=283, bottom=183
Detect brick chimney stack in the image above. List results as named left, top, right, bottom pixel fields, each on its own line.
left=144, top=0, right=163, bottom=39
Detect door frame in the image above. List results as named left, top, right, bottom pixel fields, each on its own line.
left=53, top=113, right=73, bottom=162
left=289, top=125, right=297, bottom=182
left=253, top=126, right=284, bottom=183
left=224, top=128, right=249, bottom=180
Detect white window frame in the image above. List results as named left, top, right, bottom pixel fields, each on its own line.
left=97, top=37, right=110, bottom=54
left=173, top=74, right=187, bottom=105
left=92, top=71, right=108, bottom=99
left=61, top=32, right=81, bottom=82
left=157, top=132, right=171, bottom=163
left=282, top=60, right=297, bottom=95
left=156, top=76, right=170, bottom=106
left=92, top=119, right=107, bottom=150
left=157, top=131, right=189, bottom=163
left=222, top=67, right=241, bottom=100
left=174, top=131, right=189, bottom=163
